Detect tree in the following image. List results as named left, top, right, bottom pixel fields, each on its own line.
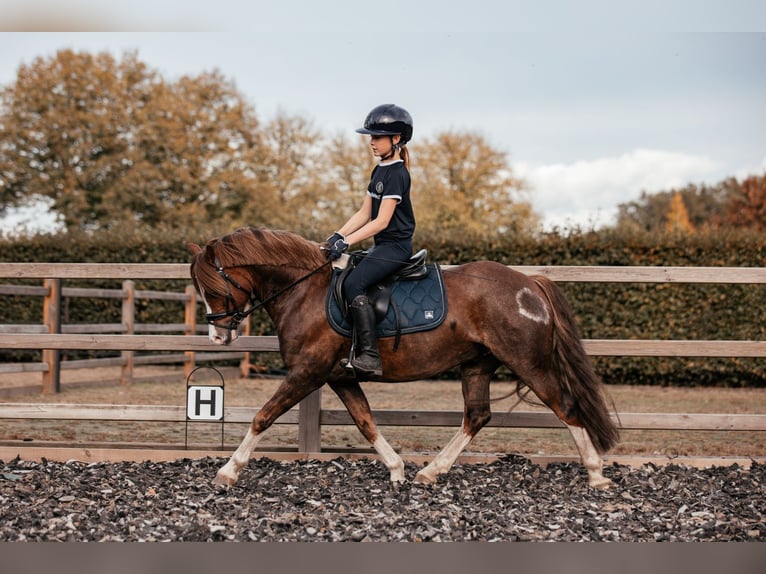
left=0, top=49, right=539, bottom=239
left=717, top=174, right=766, bottom=231
left=239, top=112, right=323, bottom=231
left=411, top=131, right=536, bottom=237
left=286, top=133, right=373, bottom=238
left=665, top=192, right=694, bottom=234
left=0, top=49, right=266, bottom=231
left=615, top=182, right=728, bottom=233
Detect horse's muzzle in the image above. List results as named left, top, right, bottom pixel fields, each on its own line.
left=208, top=324, right=237, bottom=345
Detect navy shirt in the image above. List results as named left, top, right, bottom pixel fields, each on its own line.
left=367, top=160, right=415, bottom=244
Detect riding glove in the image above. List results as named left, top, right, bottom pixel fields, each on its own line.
left=326, top=237, right=349, bottom=261
left=321, top=232, right=349, bottom=260
left=325, top=231, right=344, bottom=245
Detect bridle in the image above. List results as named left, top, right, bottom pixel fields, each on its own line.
left=202, top=258, right=260, bottom=331
left=203, top=256, right=332, bottom=331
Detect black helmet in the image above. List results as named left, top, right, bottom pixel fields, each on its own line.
left=355, top=104, right=413, bottom=144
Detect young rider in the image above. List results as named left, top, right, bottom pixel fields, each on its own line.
left=322, top=104, right=416, bottom=377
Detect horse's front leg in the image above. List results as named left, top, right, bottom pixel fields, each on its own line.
left=214, top=375, right=324, bottom=487
left=214, top=427, right=262, bottom=487
left=328, top=381, right=405, bottom=483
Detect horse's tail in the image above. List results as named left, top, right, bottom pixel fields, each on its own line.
left=533, top=276, right=620, bottom=453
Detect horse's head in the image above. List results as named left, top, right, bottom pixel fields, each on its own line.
left=189, top=227, right=330, bottom=345
left=189, top=242, right=258, bottom=345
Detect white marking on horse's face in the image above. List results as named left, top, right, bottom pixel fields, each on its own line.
left=516, top=287, right=550, bottom=324
left=199, top=286, right=237, bottom=344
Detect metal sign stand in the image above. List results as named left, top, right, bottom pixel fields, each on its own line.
left=185, top=365, right=225, bottom=450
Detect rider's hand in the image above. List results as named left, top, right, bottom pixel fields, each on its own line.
left=320, top=232, right=348, bottom=260
left=325, top=231, right=344, bottom=245
left=325, top=237, right=349, bottom=261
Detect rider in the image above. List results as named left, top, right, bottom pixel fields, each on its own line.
left=322, top=104, right=416, bottom=377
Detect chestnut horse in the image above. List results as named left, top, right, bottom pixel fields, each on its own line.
left=189, top=227, right=619, bottom=488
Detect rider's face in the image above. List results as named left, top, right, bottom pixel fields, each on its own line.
left=369, top=134, right=400, bottom=158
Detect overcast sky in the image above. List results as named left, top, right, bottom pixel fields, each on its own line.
left=1, top=1, right=765, bottom=233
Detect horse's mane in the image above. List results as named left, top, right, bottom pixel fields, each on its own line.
left=192, top=227, right=326, bottom=297
left=207, top=226, right=326, bottom=269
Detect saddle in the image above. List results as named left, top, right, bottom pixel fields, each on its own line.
left=332, top=249, right=429, bottom=319
left=326, top=249, right=447, bottom=350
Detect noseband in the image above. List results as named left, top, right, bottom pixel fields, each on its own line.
left=202, top=257, right=332, bottom=331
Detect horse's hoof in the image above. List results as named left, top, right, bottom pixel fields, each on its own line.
left=589, top=476, right=612, bottom=490
left=213, top=472, right=237, bottom=487
left=389, top=467, right=406, bottom=483
left=413, top=471, right=436, bottom=485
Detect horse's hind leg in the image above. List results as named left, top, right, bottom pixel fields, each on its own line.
left=566, top=423, right=611, bottom=489
left=510, top=368, right=612, bottom=489
left=328, top=381, right=405, bottom=482
left=214, top=375, right=323, bottom=487
left=414, top=356, right=498, bottom=485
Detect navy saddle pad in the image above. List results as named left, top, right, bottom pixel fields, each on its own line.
left=325, top=263, right=448, bottom=338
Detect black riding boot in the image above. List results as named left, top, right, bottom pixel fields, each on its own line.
left=349, top=295, right=382, bottom=377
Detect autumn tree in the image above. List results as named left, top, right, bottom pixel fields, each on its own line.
left=615, top=183, right=728, bottom=233
left=0, top=49, right=539, bottom=239
left=411, top=131, right=536, bottom=237
left=0, top=49, right=267, bottom=231
left=664, top=192, right=694, bottom=234
left=285, top=133, right=373, bottom=238
left=717, top=173, right=766, bottom=231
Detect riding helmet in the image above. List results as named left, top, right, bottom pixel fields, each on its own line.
left=355, top=104, right=413, bottom=144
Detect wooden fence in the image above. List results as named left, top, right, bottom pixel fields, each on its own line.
left=0, top=273, right=252, bottom=391
left=1, top=262, right=765, bottom=463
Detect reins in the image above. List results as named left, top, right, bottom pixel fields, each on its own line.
left=205, top=258, right=332, bottom=330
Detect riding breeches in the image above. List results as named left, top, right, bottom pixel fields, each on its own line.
left=342, top=241, right=412, bottom=302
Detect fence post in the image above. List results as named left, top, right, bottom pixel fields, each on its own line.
left=120, top=280, right=135, bottom=386
left=239, top=316, right=252, bottom=378
left=41, top=278, right=61, bottom=394
left=298, top=389, right=322, bottom=453
left=184, top=284, right=197, bottom=379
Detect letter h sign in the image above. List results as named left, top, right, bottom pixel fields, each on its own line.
left=186, top=385, right=224, bottom=421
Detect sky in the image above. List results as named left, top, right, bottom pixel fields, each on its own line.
left=1, top=1, right=765, bottom=234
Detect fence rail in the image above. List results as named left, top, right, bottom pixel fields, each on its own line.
left=0, top=269, right=256, bottom=386
left=1, top=262, right=765, bottom=460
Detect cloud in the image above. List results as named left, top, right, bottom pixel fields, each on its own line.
left=516, top=149, right=723, bottom=230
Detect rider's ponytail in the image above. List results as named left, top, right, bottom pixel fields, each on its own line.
left=400, top=144, right=410, bottom=170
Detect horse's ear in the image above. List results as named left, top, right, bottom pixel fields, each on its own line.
left=188, top=243, right=202, bottom=255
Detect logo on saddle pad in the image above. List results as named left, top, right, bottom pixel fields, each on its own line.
left=325, top=263, right=448, bottom=342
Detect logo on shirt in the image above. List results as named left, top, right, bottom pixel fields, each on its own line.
left=369, top=181, right=385, bottom=200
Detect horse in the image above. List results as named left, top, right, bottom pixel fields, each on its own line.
left=189, top=226, right=619, bottom=489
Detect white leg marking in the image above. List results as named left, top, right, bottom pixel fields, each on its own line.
left=566, top=424, right=611, bottom=489
left=372, top=436, right=405, bottom=482
left=415, top=426, right=473, bottom=484
left=213, top=428, right=263, bottom=486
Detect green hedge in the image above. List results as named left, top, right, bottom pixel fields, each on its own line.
left=2, top=226, right=765, bottom=387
